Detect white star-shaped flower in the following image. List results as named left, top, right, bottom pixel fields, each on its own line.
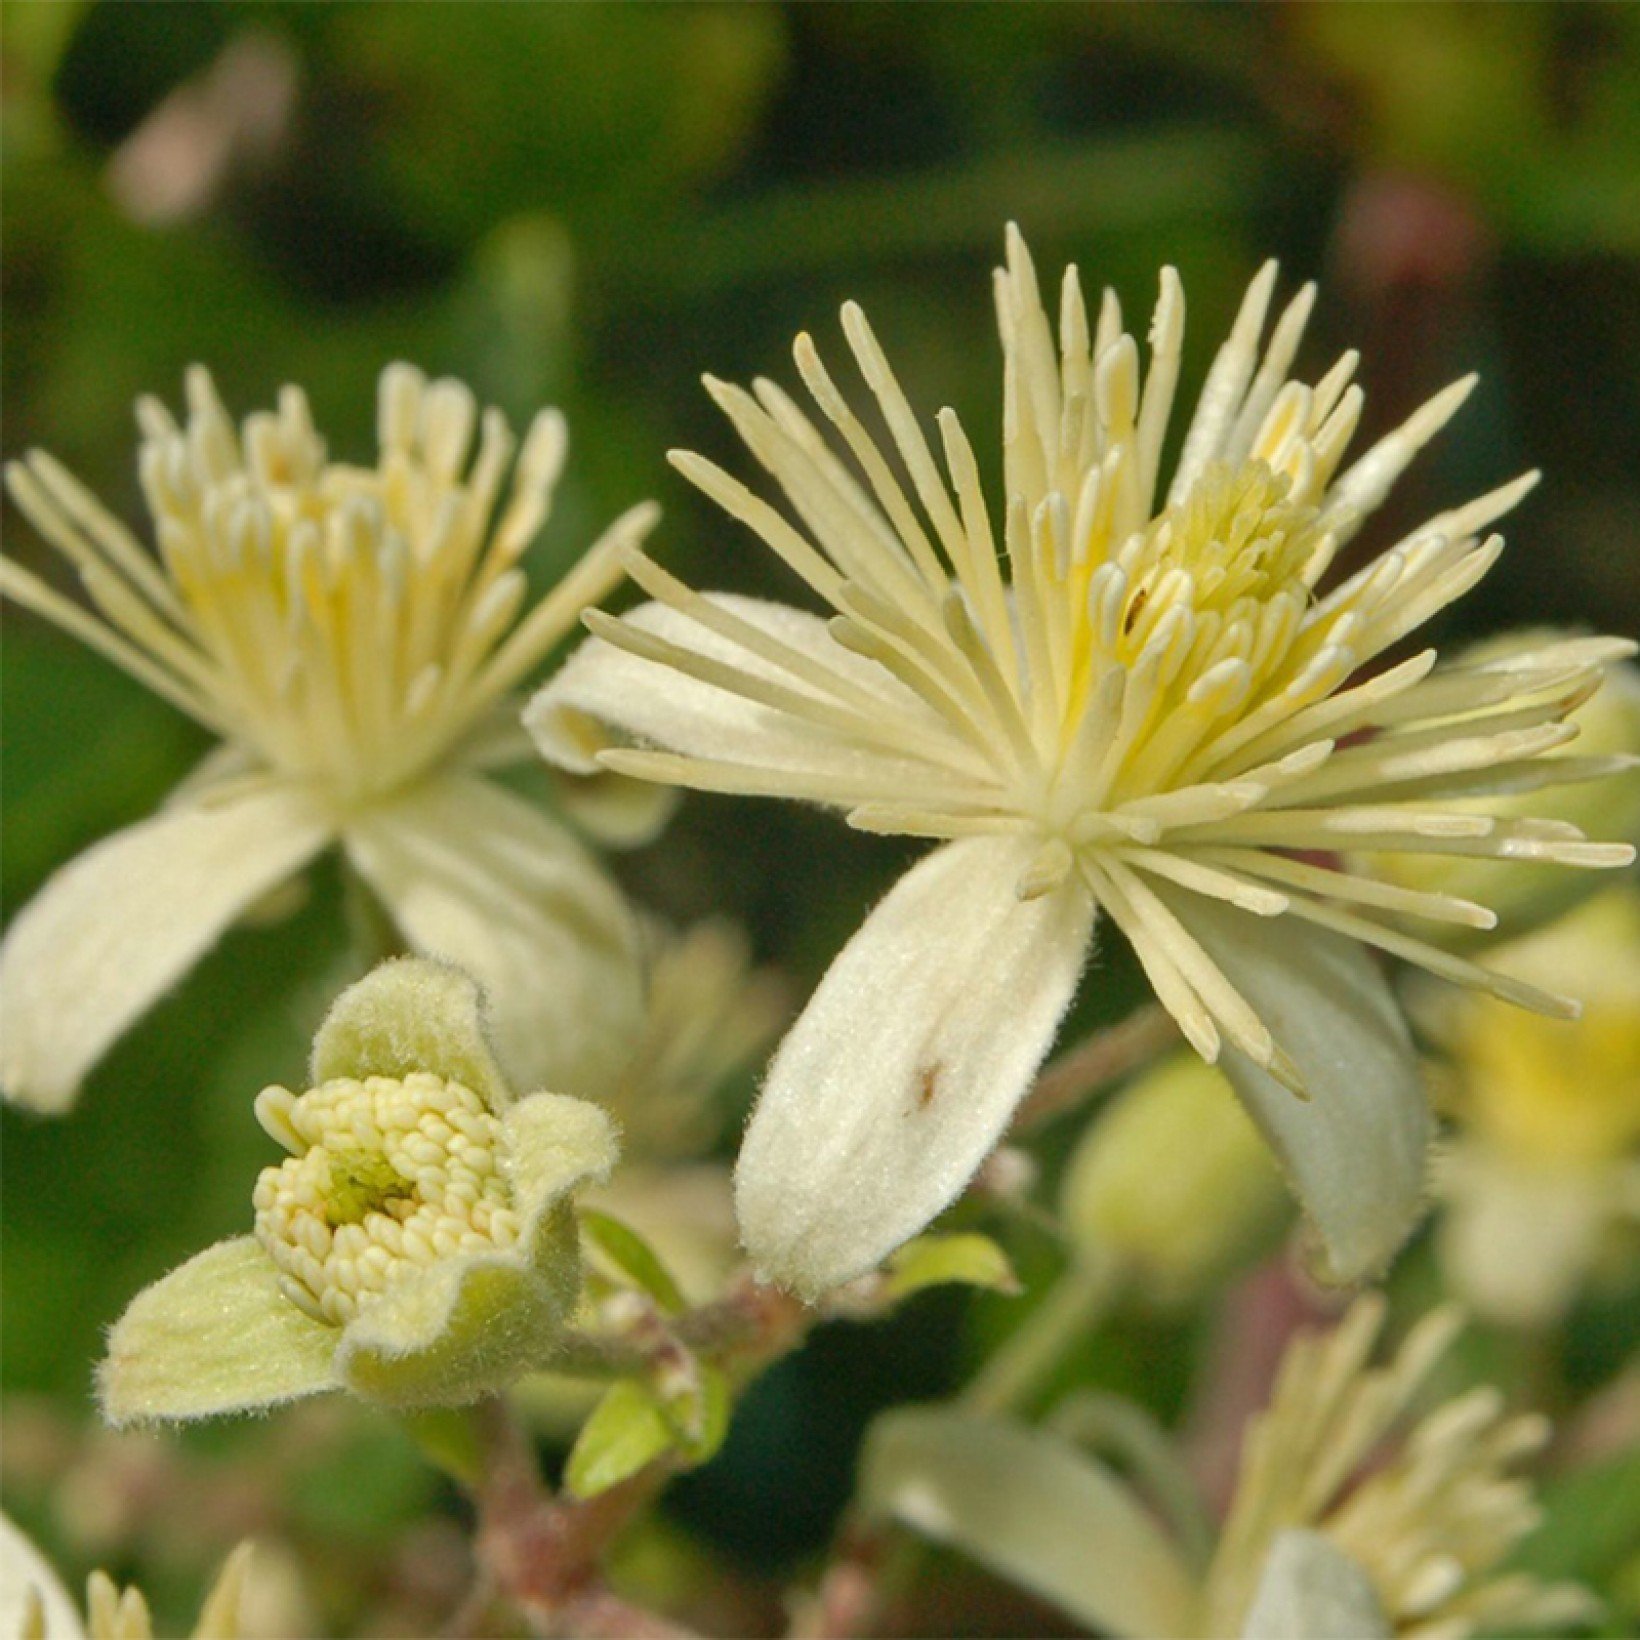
left=2, top=365, right=660, bottom=1111
left=529, top=228, right=1635, bottom=1296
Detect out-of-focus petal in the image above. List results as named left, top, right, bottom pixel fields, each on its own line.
left=1238, top=1530, right=1391, bottom=1640
left=1, top=1513, right=85, bottom=1640
left=341, top=774, right=641, bottom=1098
left=860, top=1407, right=1199, bottom=1640
left=0, top=784, right=331, bottom=1112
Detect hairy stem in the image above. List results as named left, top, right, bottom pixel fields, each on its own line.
left=1011, top=1002, right=1179, bottom=1133
left=961, top=1249, right=1123, bottom=1418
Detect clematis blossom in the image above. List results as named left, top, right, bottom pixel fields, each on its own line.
left=530, top=229, right=1635, bottom=1296
left=1, top=365, right=661, bottom=1112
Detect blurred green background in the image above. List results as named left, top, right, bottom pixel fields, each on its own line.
left=4, top=3, right=1639, bottom=1631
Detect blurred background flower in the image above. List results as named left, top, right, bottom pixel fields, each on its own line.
left=4, top=4, right=1638, bottom=1631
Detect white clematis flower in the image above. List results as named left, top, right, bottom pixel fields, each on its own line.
left=528, top=227, right=1635, bottom=1296
left=861, top=1296, right=1597, bottom=1640
left=1, top=365, right=661, bottom=1112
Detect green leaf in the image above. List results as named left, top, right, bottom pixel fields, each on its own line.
left=581, top=1209, right=687, bottom=1314
left=665, top=1362, right=731, bottom=1467
left=883, top=1233, right=1019, bottom=1302
left=565, top=1378, right=676, bottom=1499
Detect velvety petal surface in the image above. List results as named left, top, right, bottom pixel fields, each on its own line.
left=310, top=955, right=515, bottom=1108
left=860, top=1407, right=1199, bottom=1640
left=0, top=783, right=332, bottom=1112
left=342, top=773, right=642, bottom=1099
left=99, top=1237, right=337, bottom=1426
left=333, top=1254, right=567, bottom=1409
left=1159, top=888, right=1432, bottom=1284
left=735, top=837, right=1094, bottom=1297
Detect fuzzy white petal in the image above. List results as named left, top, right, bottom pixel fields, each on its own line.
left=1239, top=1530, right=1391, bottom=1640
left=525, top=594, right=953, bottom=793
left=99, top=1237, right=337, bottom=1426
left=860, top=1407, right=1199, bottom=1640
left=0, top=784, right=332, bottom=1111
left=735, top=837, right=1094, bottom=1296
left=1159, top=888, right=1432, bottom=1285
left=341, top=774, right=642, bottom=1099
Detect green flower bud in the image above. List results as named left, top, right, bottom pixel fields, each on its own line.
left=1060, top=1053, right=1288, bottom=1303
left=99, top=958, right=618, bottom=1423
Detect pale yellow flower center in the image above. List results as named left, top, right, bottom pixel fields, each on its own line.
left=134, top=368, right=558, bottom=802
left=1034, top=458, right=1332, bottom=834
left=252, top=1072, right=521, bottom=1326
left=3, top=364, right=652, bottom=816
left=1113, top=461, right=1320, bottom=666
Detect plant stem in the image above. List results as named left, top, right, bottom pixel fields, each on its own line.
left=1011, top=1003, right=1178, bottom=1134
left=961, top=1249, right=1123, bottom=1418
left=467, top=1397, right=693, bottom=1638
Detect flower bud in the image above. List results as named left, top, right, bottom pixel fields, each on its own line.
left=100, top=959, right=618, bottom=1423
left=1060, top=1052, right=1288, bottom=1303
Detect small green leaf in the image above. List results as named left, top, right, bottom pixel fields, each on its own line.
left=666, top=1362, right=732, bottom=1467
left=565, top=1379, right=676, bottom=1498
left=883, top=1234, right=1019, bottom=1302
left=581, top=1209, right=687, bottom=1314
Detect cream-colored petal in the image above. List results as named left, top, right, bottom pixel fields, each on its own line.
left=546, top=766, right=681, bottom=849
left=98, top=1238, right=337, bottom=1426
left=735, top=838, right=1094, bottom=1297
left=0, top=785, right=332, bottom=1112
left=342, top=775, right=641, bottom=1099
left=504, top=1090, right=621, bottom=1242
left=309, top=956, right=514, bottom=1108
left=860, top=1408, right=1199, bottom=1640
left=1238, top=1530, right=1391, bottom=1640
left=333, top=1253, right=566, bottom=1409
left=1158, top=888, right=1432, bottom=1285
left=524, top=594, right=956, bottom=794
left=1, top=1513, right=85, bottom=1640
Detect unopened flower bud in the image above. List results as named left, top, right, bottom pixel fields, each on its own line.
left=100, top=959, right=618, bottom=1422
left=1060, top=1053, right=1288, bottom=1303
